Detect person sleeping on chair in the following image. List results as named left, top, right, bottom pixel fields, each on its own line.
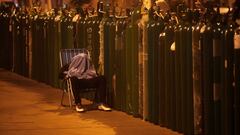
left=65, top=52, right=111, bottom=113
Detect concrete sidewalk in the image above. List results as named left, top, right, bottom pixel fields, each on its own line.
left=0, top=69, right=181, bottom=135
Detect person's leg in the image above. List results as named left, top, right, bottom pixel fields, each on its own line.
left=70, top=77, right=85, bottom=112
left=71, top=77, right=100, bottom=104
left=70, top=77, right=81, bottom=105
left=90, top=76, right=111, bottom=111
left=94, top=75, right=107, bottom=104
left=71, top=76, right=110, bottom=111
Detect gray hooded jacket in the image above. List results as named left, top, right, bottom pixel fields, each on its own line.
left=66, top=53, right=97, bottom=79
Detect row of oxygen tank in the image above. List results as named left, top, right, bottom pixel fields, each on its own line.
left=1, top=7, right=240, bottom=135
left=0, top=10, right=102, bottom=88
left=102, top=8, right=240, bottom=135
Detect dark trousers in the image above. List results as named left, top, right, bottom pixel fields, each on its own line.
left=71, top=75, right=107, bottom=105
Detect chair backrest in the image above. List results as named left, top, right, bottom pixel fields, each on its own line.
left=59, top=48, right=89, bottom=67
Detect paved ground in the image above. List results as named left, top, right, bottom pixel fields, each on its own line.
left=0, top=69, right=181, bottom=135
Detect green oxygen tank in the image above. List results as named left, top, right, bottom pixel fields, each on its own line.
left=25, top=13, right=30, bottom=77
left=45, top=12, right=55, bottom=86
left=103, top=15, right=115, bottom=106
left=116, top=18, right=128, bottom=112
left=28, top=13, right=33, bottom=79
left=16, top=12, right=22, bottom=75
left=122, top=18, right=128, bottom=113
left=103, top=16, right=109, bottom=105
left=26, top=14, right=30, bottom=76
left=201, top=20, right=214, bottom=135
left=35, top=15, right=42, bottom=82
left=234, top=26, right=240, bottom=135
left=131, top=18, right=142, bottom=117
left=138, top=18, right=144, bottom=118
left=43, top=15, right=48, bottom=84
left=45, top=14, right=50, bottom=85
left=131, top=21, right=140, bottom=117
left=89, top=16, right=101, bottom=75
left=149, top=16, right=164, bottom=124
left=162, top=22, right=176, bottom=129
left=38, top=16, right=45, bottom=82
left=31, top=14, right=36, bottom=80
left=192, top=21, right=204, bottom=135
left=158, top=21, right=170, bottom=127
left=52, top=11, right=62, bottom=88
left=109, top=18, right=116, bottom=107
left=175, top=6, right=185, bottom=133
left=155, top=18, right=165, bottom=125
left=221, top=20, right=235, bottom=135
left=158, top=30, right=166, bottom=127
left=32, top=15, right=41, bottom=82
left=168, top=24, right=177, bottom=131
left=146, top=15, right=153, bottom=123
left=174, top=20, right=183, bottom=133
left=125, top=5, right=142, bottom=117
left=180, top=19, right=187, bottom=134
left=174, top=10, right=194, bottom=134
left=185, top=13, right=194, bottom=135
left=16, top=12, right=29, bottom=77
left=13, top=12, right=22, bottom=76
left=100, top=10, right=121, bottom=107
left=146, top=7, right=163, bottom=123
left=212, top=17, right=223, bottom=135
left=126, top=6, right=142, bottom=117
left=48, top=13, right=56, bottom=86
left=12, top=13, right=17, bottom=73
left=114, top=18, right=122, bottom=110
left=9, top=13, right=14, bottom=71
left=0, top=12, right=4, bottom=68
left=12, top=13, right=18, bottom=75
left=125, top=21, right=133, bottom=114
left=212, top=22, right=222, bottom=134
left=142, top=17, right=148, bottom=120
left=41, top=15, right=47, bottom=82
left=0, top=12, right=12, bottom=70
left=149, top=18, right=156, bottom=123
left=31, top=14, right=38, bottom=80
left=114, top=18, right=128, bottom=111
left=178, top=10, right=194, bottom=135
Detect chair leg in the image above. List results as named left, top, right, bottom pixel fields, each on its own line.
left=68, top=79, right=76, bottom=108
left=60, top=89, right=73, bottom=108
left=67, top=79, right=75, bottom=108
left=61, top=90, right=65, bottom=106
left=68, top=89, right=72, bottom=108
left=60, top=79, right=76, bottom=108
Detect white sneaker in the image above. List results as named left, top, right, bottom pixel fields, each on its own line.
left=98, top=104, right=111, bottom=111
left=75, top=105, right=85, bottom=113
